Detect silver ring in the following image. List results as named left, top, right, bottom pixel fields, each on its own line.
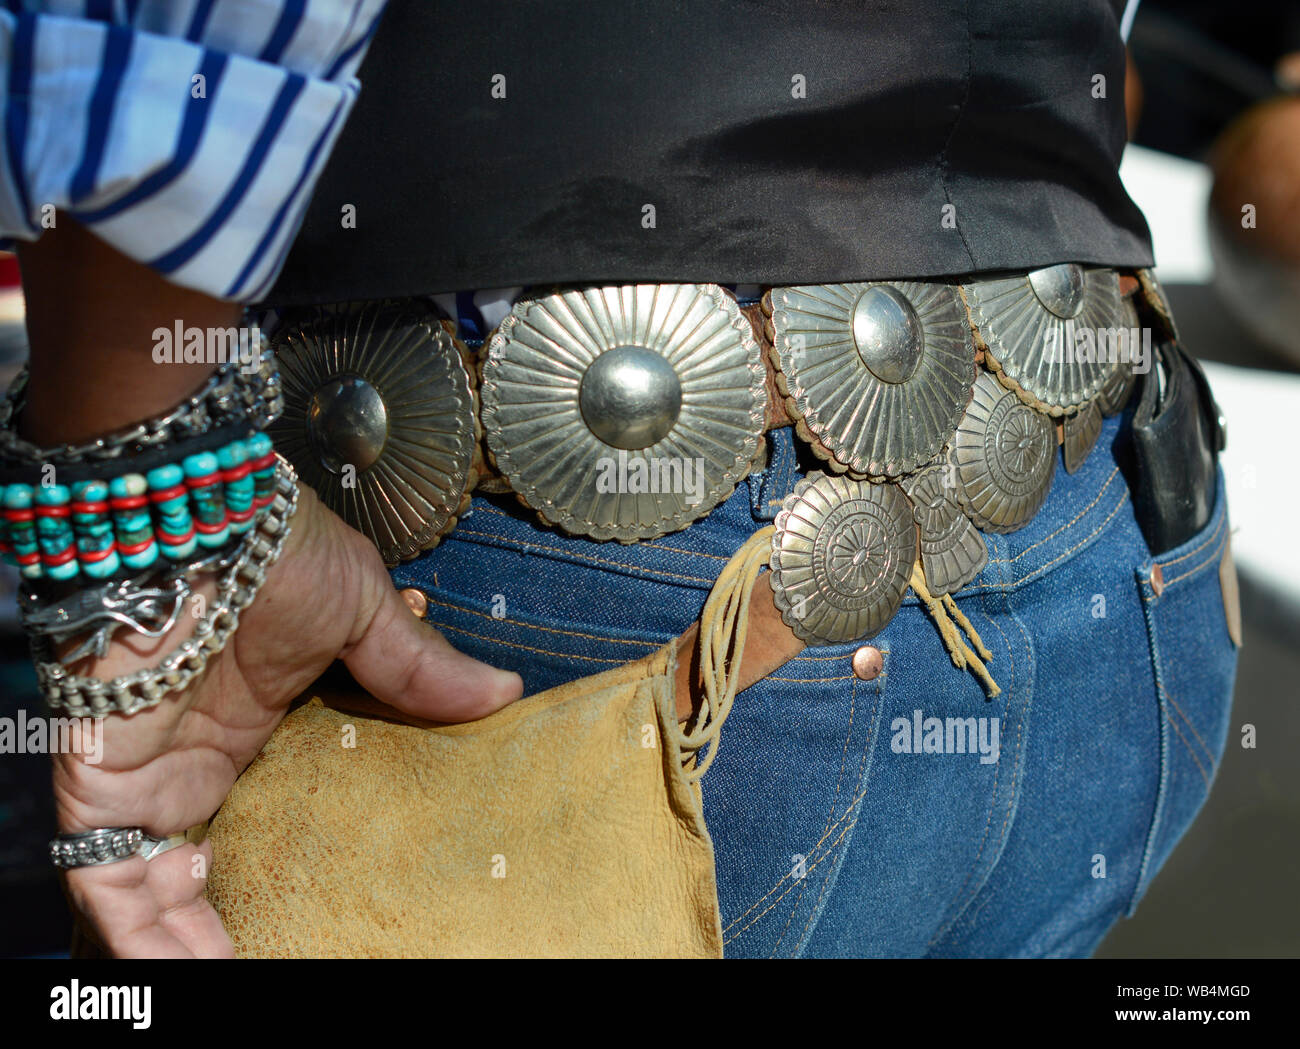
left=50, top=826, right=199, bottom=869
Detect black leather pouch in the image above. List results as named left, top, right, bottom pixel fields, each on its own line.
left=1120, top=339, right=1226, bottom=556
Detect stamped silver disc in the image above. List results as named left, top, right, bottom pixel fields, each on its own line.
left=767, top=281, right=975, bottom=477
left=271, top=301, right=478, bottom=565
left=1062, top=400, right=1103, bottom=474
left=1097, top=363, right=1137, bottom=417
left=480, top=284, right=765, bottom=542
left=770, top=472, right=917, bottom=645
left=900, top=465, right=988, bottom=596
left=964, top=264, right=1124, bottom=415
left=1137, top=267, right=1179, bottom=342
left=1097, top=295, right=1141, bottom=416
left=950, top=371, right=1057, bottom=533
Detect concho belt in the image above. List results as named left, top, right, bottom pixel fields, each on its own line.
left=269, top=265, right=1161, bottom=676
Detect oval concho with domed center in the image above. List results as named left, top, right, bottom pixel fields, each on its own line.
left=270, top=300, right=479, bottom=566
left=480, top=284, right=766, bottom=542
left=766, top=281, right=975, bottom=478
left=769, top=472, right=917, bottom=645
left=963, top=264, right=1123, bottom=416
left=900, top=465, right=988, bottom=596
left=950, top=371, right=1057, bottom=533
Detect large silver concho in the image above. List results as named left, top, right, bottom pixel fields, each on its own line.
left=479, top=284, right=766, bottom=542
left=949, top=371, right=1057, bottom=533
left=770, top=472, right=917, bottom=645
left=765, top=281, right=976, bottom=478
left=270, top=301, right=479, bottom=565
left=964, top=263, right=1124, bottom=416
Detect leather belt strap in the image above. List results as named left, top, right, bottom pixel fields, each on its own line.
left=270, top=268, right=1155, bottom=564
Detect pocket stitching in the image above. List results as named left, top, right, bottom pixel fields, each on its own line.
left=1128, top=499, right=1234, bottom=915
left=720, top=658, right=887, bottom=946
left=962, top=486, right=1130, bottom=593
left=723, top=778, right=871, bottom=947
left=1160, top=679, right=1213, bottom=788
left=721, top=792, right=857, bottom=942
left=1158, top=508, right=1227, bottom=572
left=767, top=677, right=862, bottom=957
left=1162, top=521, right=1228, bottom=589
left=423, top=594, right=662, bottom=648
left=984, top=466, right=1123, bottom=566
left=926, top=604, right=1033, bottom=950
left=427, top=620, right=632, bottom=665
left=451, top=527, right=718, bottom=585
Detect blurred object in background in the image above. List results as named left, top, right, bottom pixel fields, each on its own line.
left=0, top=251, right=24, bottom=633
left=1208, top=97, right=1300, bottom=366
left=1125, top=48, right=1144, bottom=140
left=1278, top=50, right=1300, bottom=91
left=0, top=250, right=55, bottom=958
left=1102, top=0, right=1300, bottom=958
left=1131, top=0, right=1300, bottom=158
left=0, top=252, right=25, bottom=372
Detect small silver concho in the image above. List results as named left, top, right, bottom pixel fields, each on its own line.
left=270, top=301, right=478, bottom=565
left=899, top=465, right=989, bottom=596
left=1136, top=267, right=1179, bottom=343
left=949, top=371, right=1057, bottom=533
left=964, top=263, right=1124, bottom=415
left=766, top=281, right=975, bottom=478
left=479, top=284, right=766, bottom=542
left=770, top=472, right=917, bottom=645
left=1096, top=294, right=1141, bottom=417
left=1062, top=401, right=1103, bottom=474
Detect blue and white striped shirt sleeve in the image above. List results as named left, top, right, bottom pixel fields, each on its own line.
left=0, top=1, right=387, bottom=302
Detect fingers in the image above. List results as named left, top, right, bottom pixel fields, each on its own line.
left=65, top=842, right=234, bottom=958
left=341, top=536, right=523, bottom=722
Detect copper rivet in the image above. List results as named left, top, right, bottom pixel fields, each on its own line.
left=1150, top=564, right=1165, bottom=597
left=852, top=645, right=884, bottom=681
left=400, top=588, right=428, bottom=617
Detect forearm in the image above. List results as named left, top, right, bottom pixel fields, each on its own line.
left=15, top=218, right=233, bottom=446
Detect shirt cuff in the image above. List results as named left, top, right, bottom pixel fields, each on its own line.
left=0, top=2, right=386, bottom=301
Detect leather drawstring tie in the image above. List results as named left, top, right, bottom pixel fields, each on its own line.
left=671, top=527, right=1001, bottom=786
left=909, top=561, right=1001, bottom=698
left=670, top=526, right=775, bottom=785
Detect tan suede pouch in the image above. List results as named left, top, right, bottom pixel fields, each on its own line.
left=204, top=529, right=778, bottom=958
left=204, top=638, right=724, bottom=958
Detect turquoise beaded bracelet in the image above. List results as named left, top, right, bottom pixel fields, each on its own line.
left=1, top=433, right=278, bottom=581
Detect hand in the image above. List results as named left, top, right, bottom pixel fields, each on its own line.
left=51, top=484, right=523, bottom=958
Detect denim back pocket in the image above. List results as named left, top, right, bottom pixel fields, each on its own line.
left=702, top=639, right=890, bottom=958
left=1128, top=471, right=1238, bottom=914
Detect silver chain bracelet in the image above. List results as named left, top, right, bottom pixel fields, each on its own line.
left=0, top=338, right=283, bottom=466
left=29, top=458, right=300, bottom=717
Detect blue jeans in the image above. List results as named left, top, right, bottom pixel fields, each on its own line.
left=390, top=415, right=1239, bottom=957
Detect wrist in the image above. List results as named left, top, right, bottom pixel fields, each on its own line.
left=15, top=217, right=236, bottom=445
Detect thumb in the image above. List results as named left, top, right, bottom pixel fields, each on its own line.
left=339, top=540, right=523, bottom=721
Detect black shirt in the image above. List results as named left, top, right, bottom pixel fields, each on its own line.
left=268, top=0, right=1154, bottom=305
